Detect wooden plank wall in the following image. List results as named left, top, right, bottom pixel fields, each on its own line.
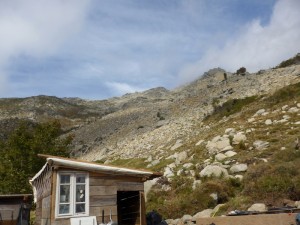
left=89, top=173, right=144, bottom=224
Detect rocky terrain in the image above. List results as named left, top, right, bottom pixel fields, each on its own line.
left=2, top=58, right=299, bottom=161
left=1, top=54, right=300, bottom=220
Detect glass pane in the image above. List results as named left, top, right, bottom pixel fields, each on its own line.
left=59, top=204, right=70, bottom=214
left=60, top=175, right=70, bottom=184
left=76, top=203, right=85, bottom=213
left=76, top=175, right=85, bottom=184
left=76, top=185, right=85, bottom=202
left=60, top=185, right=70, bottom=203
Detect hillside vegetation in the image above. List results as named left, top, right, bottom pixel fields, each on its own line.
left=143, top=82, right=300, bottom=218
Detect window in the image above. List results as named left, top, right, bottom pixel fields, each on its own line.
left=56, top=172, right=89, bottom=217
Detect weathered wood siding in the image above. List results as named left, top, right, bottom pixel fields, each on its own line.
left=89, top=172, right=144, bottom=224
left=41, top=170, right=145, bottom=225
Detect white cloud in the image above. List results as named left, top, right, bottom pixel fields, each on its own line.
left=105, top=82, right=145, bottom=97
left=0, top=0, right=91, bottom=95
left=178, top=0, right=300, bottom=84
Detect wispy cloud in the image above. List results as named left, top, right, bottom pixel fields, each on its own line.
left=1, top=0, right=299, bottom=99
left=0, top=0, right=91, bottom=95
left=105, top=81, right=145, bottom=96
left=178, top=0, right=300, bottom=84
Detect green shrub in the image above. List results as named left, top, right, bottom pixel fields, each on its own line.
left=276, top=54, right=300, bottom=68
left=243, top=163, right=300, bottom=202
left=209, top=96, right=257, bottom=119
left=265, top=82, right=300, bottom=104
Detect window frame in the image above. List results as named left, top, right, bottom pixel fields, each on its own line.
left=55, top=171, right=89, bottom=218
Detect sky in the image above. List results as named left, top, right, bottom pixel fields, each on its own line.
left=0, top=0, right=300, bottom=100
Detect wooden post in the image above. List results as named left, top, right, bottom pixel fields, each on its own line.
left=140, top=192, right=146, bottom=225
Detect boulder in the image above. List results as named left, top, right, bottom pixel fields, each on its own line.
left=288, top=107, right=299, bottom=113
left=265, top=119, right=272, bottom=125
left=206, top=136, right=231, bottom=154
left=193, top=209, right=213, bottom=218
left=165, top=219, right=175, bottom=225
left=164, top=167, right=174, bottom=178
left=199, top=165, right=229, bottom=178
left=225, top=150, right=237, bottom=157
left=171, top=139, right=183, bottom=150
left=230, top=164, right=248, bottom=173
left=255, top=109, right=266, bottom=116
left=175, top=151, right=188, bottom=164
left=224, top=128, right=236, bottom=136
left=222, top=146, right=234, bottom=151
left=282, top=105, right=289, bottom=110
left=181, top=215, right=193, bottom=223
left=232, top=132, right=247, bottom=145
left=235, top=174, right=244, bottom=180
left=215, top=153, right=227, bottom=161
left=247, top=203, right=267, bottom=212
left=183, top=163, right=194, bottom=169
left=253, top=140, right=270, bottom=150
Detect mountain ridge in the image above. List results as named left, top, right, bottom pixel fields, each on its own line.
left=0, top=55, right=300, bottom=162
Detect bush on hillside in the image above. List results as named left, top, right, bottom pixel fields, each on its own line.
left=208, top=96, right=257, bottom=119
left=276, top=54, right=300, bottom=68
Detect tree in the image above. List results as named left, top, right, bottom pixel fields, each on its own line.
left=0, top=120, right=72, bottom=194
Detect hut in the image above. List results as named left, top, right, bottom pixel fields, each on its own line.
left=0, top=194, right=32, bottom=225
left=30, top=155, right=161, bottom=225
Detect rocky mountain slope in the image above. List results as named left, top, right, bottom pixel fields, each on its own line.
left=0, top=55, right=300, bottom=163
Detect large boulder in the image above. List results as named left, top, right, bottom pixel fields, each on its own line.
left=225, top=150, right=237, bottom=157
left=206, top=136, right=231, bottom=154
left=175, top=151, right=188, bottom=164
left=181, top=215, right=193, bottom=223
left=193, top=209, right=213, bottom=218
left=247, top=203, right=267, bottom=212
left=215, top=153, right=227, bottom=161
left=230, top=164, right=248, bottom=173
left=199, top=165, right=229, bottom=178
left=232, top=132, right=247, bottom=145
left=164, top=167, right=174, bottom=178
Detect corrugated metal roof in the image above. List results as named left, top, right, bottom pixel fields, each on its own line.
left=30, top=154, right=161, bottom=183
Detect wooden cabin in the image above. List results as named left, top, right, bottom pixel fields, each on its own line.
left=0, top=194, right=32, bottom=225
left=30, top=155, right=161, bottom=225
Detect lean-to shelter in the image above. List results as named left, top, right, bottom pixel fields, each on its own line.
left=0, top=194, right=32, bottom=225
left=30, top=154, right=161, bottom=225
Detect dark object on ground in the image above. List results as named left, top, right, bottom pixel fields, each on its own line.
left=237, top=67, right=246, bottom=75
left=296, top=213, right=300, bottom=225
left=146, top=210, right=167, bottom=225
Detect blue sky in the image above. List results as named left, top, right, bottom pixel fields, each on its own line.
left=0, top=0, right=300, bottom=100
